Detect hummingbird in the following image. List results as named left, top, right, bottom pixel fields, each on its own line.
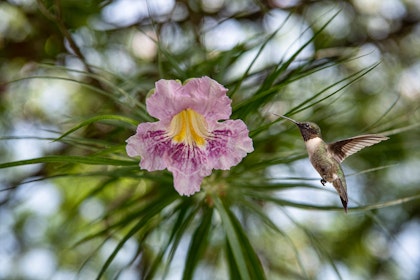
left=279, top=115, right=389, bottom=212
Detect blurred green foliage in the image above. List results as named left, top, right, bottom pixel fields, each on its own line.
left=1, top=0, right=420, bottom=279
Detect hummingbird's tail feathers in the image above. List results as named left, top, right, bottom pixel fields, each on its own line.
left=340, top=197, right=348, bottom=213
left=332, top=178, right=348, bottom=213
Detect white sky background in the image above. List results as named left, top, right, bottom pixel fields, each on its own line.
left=1, top=0, right=419, bottom=279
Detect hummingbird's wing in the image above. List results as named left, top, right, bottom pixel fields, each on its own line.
left=328, top=134, right=389, bottom=163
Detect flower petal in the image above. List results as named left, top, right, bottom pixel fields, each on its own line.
left=126, top=122, right=169, bottom=171
left=182, top=77, right=232, bottom=122
left=171, top=170, right=205, bottom=196
left=146, top=77, right=232, bottom=124
left=146, top=79, right=185, bottom=122
left=166, top=143, right=212, bottom=196
left=207, top=120, right=254, bottom=170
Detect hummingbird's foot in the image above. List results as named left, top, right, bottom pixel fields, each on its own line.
left=320, top=178, right=327, bottom=186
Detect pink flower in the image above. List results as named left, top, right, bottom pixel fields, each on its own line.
left=126, top=76, right=254, bottom=196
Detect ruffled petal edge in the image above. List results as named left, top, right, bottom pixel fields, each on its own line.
left=206, top=119, right=254, bottom=170
left=146, top=77, right=232, bottom=124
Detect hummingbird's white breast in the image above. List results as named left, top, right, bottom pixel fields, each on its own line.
left=304, top=137, right=323, bottom=154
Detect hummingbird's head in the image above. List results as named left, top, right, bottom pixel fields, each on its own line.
left=295, top=122, right=322, bottom=141
left=279, top=115, right=322, bottom=141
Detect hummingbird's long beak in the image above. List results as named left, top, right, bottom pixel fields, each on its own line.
left=276, top=114, right=299, bottom=125
left=272, top=113, right=300, bottom=125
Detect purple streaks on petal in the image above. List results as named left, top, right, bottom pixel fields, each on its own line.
left=127, top=122, right=214, bottom=196
left=126, top=122, right=170, bottom=171
left=207, top=120, right=254, bottom=170
left=167, top=143, right=211, bottom=196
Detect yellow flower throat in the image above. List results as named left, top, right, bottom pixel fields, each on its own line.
left=168, top=109, right=211, bottom=147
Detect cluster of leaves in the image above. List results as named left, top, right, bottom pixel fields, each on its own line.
left=1, top=1, right=419, bottom=279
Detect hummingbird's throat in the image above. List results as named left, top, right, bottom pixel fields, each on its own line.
left=304, top=137, right=323, bottom=154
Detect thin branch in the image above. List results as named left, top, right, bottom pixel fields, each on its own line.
left=36, top=0, right=95, bottom=74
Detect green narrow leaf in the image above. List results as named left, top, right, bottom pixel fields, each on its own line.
left=182, top=205, right=214, bottom=280
left=226, top=207, right=266, bottom=279
left=225, top=238, right=242, bottom=279
left=95, top=193, right=178, bottom=280
left=54, top=114, right=138, bottom=141
left=0, top=155, right=135, bottom=169
left=238, top=198, right=309, bottom=279
left=285, top=209, right=344, bottom=280
left=288, top=62, right=379, bottom=115
left=146, top=200, right=197, bottom=279
left=213, top=197, right=251, bottom=280
left=233, top=10, right=342, bottom=119
left=213, top=196, right=266, bottom=280
left=229, top=12, right=294, bottom=98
